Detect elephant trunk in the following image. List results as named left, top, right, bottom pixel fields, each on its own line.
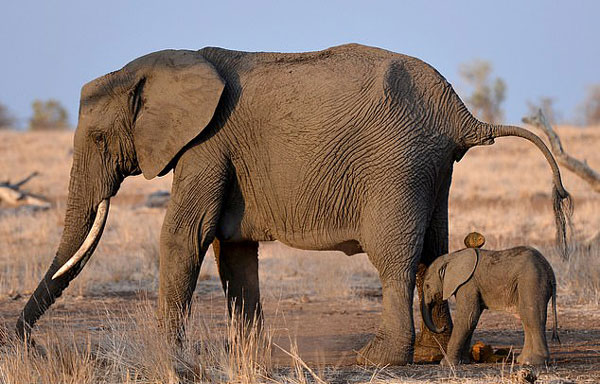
left=16, top=169, right=111, bottom=340
left=420, top=297, right=445, bottom=334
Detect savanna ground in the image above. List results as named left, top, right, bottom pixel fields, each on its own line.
left=0, top=126, right=599, bottom=383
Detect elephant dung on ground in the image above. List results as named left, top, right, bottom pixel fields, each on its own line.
left=17, top=44, right=571, bottom=366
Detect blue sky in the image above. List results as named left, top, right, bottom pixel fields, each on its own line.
left=1, top=1, right=598, bottom=127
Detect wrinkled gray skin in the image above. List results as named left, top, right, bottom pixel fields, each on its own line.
left=421, top=247, right=559, bottom=366
left=16, top=44, right=571, bottom=365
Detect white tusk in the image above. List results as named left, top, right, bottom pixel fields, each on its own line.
left=52, top=199, right=110, bottom=280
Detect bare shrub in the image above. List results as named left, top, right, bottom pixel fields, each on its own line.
left=459, top=60, right=506, bottom=124
left=29, top=99, right=69, bottom=131
left=0, top=103, right=15, bottom=130
left=579, top=84, right=600, bottom=126
left=526, top=97, right=561, bottom=125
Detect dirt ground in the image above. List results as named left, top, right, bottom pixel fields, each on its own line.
left=1, top=128, right=600, bottom=382
left=1, top=290, right=599, bottom=382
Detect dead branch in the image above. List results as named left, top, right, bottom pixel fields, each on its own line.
left=0, top=172, right=50, bottom=210
left=12, top=171, right=40, bottom=188
left=145, top=190, right=170, bottom=208
left=523, top=109, right=600, bottom=193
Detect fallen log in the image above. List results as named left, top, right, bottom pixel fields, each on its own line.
left=0, top=171, right=50, bottom=210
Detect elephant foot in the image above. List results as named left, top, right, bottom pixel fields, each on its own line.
left=440, top=356, right=460, bottom=367
left=357, top=332, right=411, bottom=366
left=517, top=352, right=549, bottom=366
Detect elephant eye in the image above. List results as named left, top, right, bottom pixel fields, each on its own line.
left=90, top=131, right=104, bottom=145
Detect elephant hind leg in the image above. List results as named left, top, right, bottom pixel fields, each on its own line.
left=357, top=226, right=426, bottom=366
left=414, top=177, right=453, bottom=362
left=516, top=288, right=551, bottom=365
left=357, top=276, right=416, bottom=366
left=214, top=239, right=262, bottom=329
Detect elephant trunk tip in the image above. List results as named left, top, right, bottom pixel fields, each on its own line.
left=420, top=298, right=445, bottom=334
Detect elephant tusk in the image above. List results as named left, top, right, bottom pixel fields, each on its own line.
left=52, top=199, right=110, bottom=280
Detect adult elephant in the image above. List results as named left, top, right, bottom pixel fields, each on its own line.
left=16, top=44, right=571, bottom=365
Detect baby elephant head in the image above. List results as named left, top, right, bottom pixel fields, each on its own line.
left=421, top=248, right=480, bottom=333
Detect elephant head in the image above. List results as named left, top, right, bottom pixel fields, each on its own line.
left=16, top=50, right=225, bottom=339
left=420, top=248, right=479, bottom=334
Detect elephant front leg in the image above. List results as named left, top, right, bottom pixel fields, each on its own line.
left=157, top=165, right=224, bottom=343
left=213, top=239, right=263, bottom=330
left=158, top=224, right=207, bottom=343
left=442, top=291, right=481, bottom=366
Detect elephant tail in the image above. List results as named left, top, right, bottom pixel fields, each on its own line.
left=474, top=122, right=573, bottom=261
left=551, top=276, right=560, bottom=344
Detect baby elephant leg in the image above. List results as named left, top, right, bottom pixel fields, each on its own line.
left=442, top=289, right=481, bottom=366
left=517, top=290, right=550, bottom=365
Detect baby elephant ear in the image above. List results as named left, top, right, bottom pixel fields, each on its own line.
left=442, top=249, right=479, bottom=301
left=127, top=50, right=225, bottom=179
left=464, top=232, right=485, bottom=248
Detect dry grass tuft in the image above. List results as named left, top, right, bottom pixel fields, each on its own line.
left=0, top=329, right=97, bottom=384
left=0, top=301, right=279, bottom=384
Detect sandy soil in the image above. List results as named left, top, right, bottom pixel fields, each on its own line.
left=1, top=290, right=599, bottom=382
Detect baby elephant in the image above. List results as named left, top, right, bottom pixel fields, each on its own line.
left=421, top=234, right=559, bottom=365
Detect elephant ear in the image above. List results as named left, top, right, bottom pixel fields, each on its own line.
left=442, top=248, right=479, bottom=301
left=127, top=50, right=225, bottom=179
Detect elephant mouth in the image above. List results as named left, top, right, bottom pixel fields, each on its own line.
left=52, top=198, right=110, bottom=279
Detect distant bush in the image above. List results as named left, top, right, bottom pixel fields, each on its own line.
left=28, top=99, right=69, bottom=131
left=0, top=102, right=16, bottom=130
left=580, top=84, right=600, bottom=126
left=459, top=59, right=506, bottom=124
left=527, top=97, right=561, bottom=125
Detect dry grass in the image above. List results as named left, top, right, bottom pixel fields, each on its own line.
left=0, top=302, right=276, bottom=383
left=0, top=126, right=599, bottom=382
left=0, top=307, right=575, bottom=384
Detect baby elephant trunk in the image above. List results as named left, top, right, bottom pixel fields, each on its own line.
left=420, top=297, right=445, bottom=334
